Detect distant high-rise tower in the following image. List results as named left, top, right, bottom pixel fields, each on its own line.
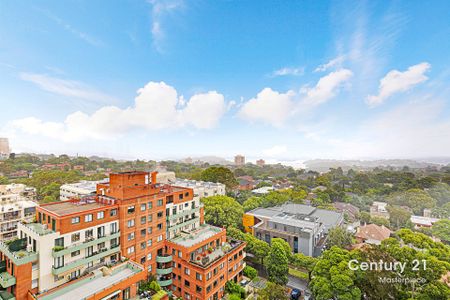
left=0, top=138, right=10, bottom=159
left=256, top=159, right=265, bottom=167
left=234, top=154, right=245, bottom=166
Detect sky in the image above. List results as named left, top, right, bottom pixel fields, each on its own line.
left=1, top=0, right=450, bottom=162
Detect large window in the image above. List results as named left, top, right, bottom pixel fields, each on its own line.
left=97, top=211, right=104, bottom=219
left=97, top=226, right=105, bottom=238
left=85, top=214, right=93, bottom=222
left=71, top=233, right=80, bottom=242
left=127, top=219, right=135, bottom=228
left=71, top=217, right=80, bottom=224
left=141, top=204, right=146, bottom=211
left=127, top=206, right=135, bottom=214
left=157, top=199, right=163, bottom=206
left=54, top=237, right=64, bottom=247
left=110, top=209, right=117, bottom=216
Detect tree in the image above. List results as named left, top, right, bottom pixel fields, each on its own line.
left=201, top=167, right=238, bottom=190
left=225, top=281, right=245, bottom=299
left=0, top=176, right=8, bottom=184
left=432, top=220, right=450, bottom=242
left=326, top=227, right=353, bottom=249
left=201, top=196, right=244, bottom=228
left=266, top=238, right=289, bottom=285
left=310, top=247, right=362, bottom=300
left=370, top=216, right=390, bottom=227
left=387, top=189, right=436, bottom=215
left=243, top=196, right=263, bottom=212
left=359, top=211, right=371, bottom=224
left=243, top=266, right=258, bottom=280
left=257, top=282, right=289, bottom=300
left=387, top=205, right=412, bottom=230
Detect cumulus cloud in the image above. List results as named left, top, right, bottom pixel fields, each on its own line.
left=238, top=88, right=295, bottom=127
left=301, top=69, right=353, bottom=106
left=20, top=72, right=116, bottom=105
left=10, top=81, right=226, bottom=142
left=238, top=69, right=353, bottom=126
left=366, top=62, right=430, bottom=107
left=314, top=55, right=345, bottom=72
left=270, top=67, right=304, bottom=77
left=262, top=145, right=287, bottom=157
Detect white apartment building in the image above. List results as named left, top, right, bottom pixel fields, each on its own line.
left=173, top=178, right=226, bottom=200
left=60, top=180, right=107, bottom=200
left=0, top=183, right=37, bottom=240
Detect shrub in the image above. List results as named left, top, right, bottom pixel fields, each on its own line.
left=243, top=265, right=257, bottom=280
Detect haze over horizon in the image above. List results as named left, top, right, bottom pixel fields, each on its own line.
left=1, top=1, right=450, bottom=160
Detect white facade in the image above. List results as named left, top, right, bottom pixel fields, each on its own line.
left=0, top=137, right=10, bottom=160
left=18, top=219, right=120, bottom=293
left=173, top=179, right=226, bottom=200
left=165, top=198, right=201, bottom=239
left=0, top=184, right=37, bottom=240
left=60, top=180, right=106, bottom=200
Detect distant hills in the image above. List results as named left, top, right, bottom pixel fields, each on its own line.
left=303, top=158, right=449, bottom=172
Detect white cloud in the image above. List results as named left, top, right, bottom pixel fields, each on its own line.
left=366, top=62, right=431, bottom=107
left=148, top=0, right=183, bottom=52
left=262, top=145, right=287, bottom=157
left=39, top=8, right=103, bottom=47
left=10, top=81, right=226, bottom=142
left=270, top=67, right=304, bottom=77
left=314, top=55, right=345, bottom=72
left=238, top=88, right=295, bottom=126
left=239, top=69, right=353, bottom=126
left=19, top=73, right=116, bottom=105
left=301, top=69, right=353, bottom=106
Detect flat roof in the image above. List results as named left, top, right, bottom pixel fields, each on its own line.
left=39, top=262, right=142, bottom=300
left=169, top=224, right=223, bottom=248
left=40, top=200, right=112, bottom=216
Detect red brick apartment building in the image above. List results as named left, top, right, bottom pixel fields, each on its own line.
left=0, top=171, right=245, bottom=300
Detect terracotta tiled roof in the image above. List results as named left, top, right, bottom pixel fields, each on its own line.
left=355, top=224, right=391, bottom=242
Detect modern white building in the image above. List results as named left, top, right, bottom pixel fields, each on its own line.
left=173, top=178, right=226, bottom=200
left=0, top=137, right=10, bottom=160
left=0, top=183, right=37, bottom=240
left=60, top=180, right=107, bottom=200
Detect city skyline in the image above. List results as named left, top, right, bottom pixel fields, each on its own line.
left=1, top=1, right=450, bottom=161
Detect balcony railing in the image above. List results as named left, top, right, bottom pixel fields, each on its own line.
left=52, top=231, right=120, bottom=258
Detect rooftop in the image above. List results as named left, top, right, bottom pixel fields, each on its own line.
left=38, top=261, right=143, bottom=300
left=61, top=180, right=108, bottom=191
left=410, top=215, right=440, bottom=226
left=40, top=199, right=113, bottom=216
left=169, top=224, right=223, bottom=248
left=355, top=224, right=391, bottom=242
left=21, top=222, right=54, bottom=236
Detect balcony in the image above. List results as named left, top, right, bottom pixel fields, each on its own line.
left=157, top=278, right=172, bottom=287
left=156, top=267, right=173, bottom=275
left=52, top=231, right=120, bottom=257
left=0, top=272, right=16, bottom=288
left=190, top=238, right=245, bottom=268
left=0, top=239, right=38, bottom=266
left=156, top=255, right=172, bottom=263
left=52, top=247, right=119, bottom=275
left=166, top=207, right=199, bottom=221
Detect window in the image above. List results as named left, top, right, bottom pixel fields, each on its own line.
left=98, top=242, right=105, bottom=250
left=140, top=229, right=146, bottom=237
left=97, top=211, right=104, bottom=219
left=71, top=233, right=80, bottom=242
left=127, top=206, right=135, bottom=214
left=110, top=222, right=118, bottom=234
left=147, top=239, right=152, bottom=247
left=127, top=246, right=135, bottom=254
left=127, top=232, right=135, bottom=241
left=127, top=219, right=135, bottom=228
left=157, top=223, right=163, bottom=230
left=147, top=253, right=152, bottom=260
left=140, top=256, right=146, bottom=264
left=148, top=201, right=153, bottom=209
left=85, top=214, right=93, bottom=222
left=148, top=227, right=152, bottom=234
left=54, top=237, right=64, bottom=247
left=178, top=250, right=182, bottom=257
left=196, top=273, right=202, bottom=280
left=157, top=212, right=163, bottom=218
left=185, top=268, right=190, bottom=275
left=71, top=217, right=80, bottom=224
left=148, top=214, right=153, bottom=222
left=97, top=226, right=105, bottom=238
left=179, top=194, right=184, bottom=200
left=71, top=250, right=80, bottom=257
left=141, top=204, right=146, bottom=211
left=32, top=262, right=38, bottom=270
left=196, top=285, right=202, bottom=293
left=184, top=280, right=190, bottom=287
left=141, top=216, right=146, bottom=224
left=157, top=199, right=163, bottom=206
left=157, top=235, right=163, bottom=242
left=110, top=209, right=118, bottom=216
left=85, top=229, right=94, bottom=239
left=32, top=278, right=38, bottom=289
left=140, top=242, right=146, bottom=250
left=54, top=256, right=64, bottom=268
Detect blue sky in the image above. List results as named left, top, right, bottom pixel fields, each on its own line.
left=1, top=0, right=450, bottom=163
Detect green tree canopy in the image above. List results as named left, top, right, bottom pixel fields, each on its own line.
left=201, top=196, right=244, bottom=228
left=326, top=226, right=353, bottom=249
left=266, top=238, right=289, bottom=285
left=200, top=166, right=238, bottom=190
